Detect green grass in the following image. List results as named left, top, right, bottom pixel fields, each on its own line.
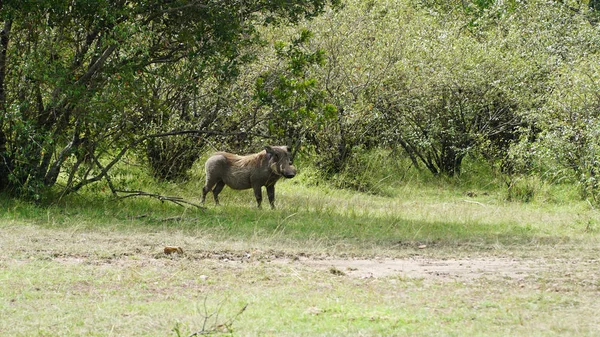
left=2, top=222, right=599, bottom=336
left=3, top=173, right=595, bottom=251
left=1, top=157, right=600, bottom=336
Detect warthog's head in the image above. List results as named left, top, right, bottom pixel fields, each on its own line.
left=265, top=146, right=297, bottom=179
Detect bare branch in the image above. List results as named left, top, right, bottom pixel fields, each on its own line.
left=76, top=44, right=118, bottom=86
left=187, top=299, right=248, bottom=337
left=59, top=128, right=273, bottom=197
left=142, top=1, right=210, bottom=25
left=44, top=119, right=82, bottom=186
left=115, top=190, right=204, bottom=209
left=0, top=20, right=12, bottom=113
left=146, top=129, right=274, bottom=140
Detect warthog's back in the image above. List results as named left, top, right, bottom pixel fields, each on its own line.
left=205, top=152, right=264, bottom=190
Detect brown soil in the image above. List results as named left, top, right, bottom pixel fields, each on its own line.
left=174, top=249, right=552, bottom=282
left=296, top=257, right=541, bottom=280
left=4, top=224, right=595, bottom=285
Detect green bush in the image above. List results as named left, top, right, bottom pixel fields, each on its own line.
left=146, top=135, right=203, bottom=181
left=505, top=175, right=544, bottom=203
left=323, top=148, right=410, bottom=196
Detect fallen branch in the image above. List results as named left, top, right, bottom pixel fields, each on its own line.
left=115, top=190, right=204, bottom=209
left=159, top=216, right=199, bottom=222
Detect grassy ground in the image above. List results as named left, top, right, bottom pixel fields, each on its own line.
left=1, top=163, right=600, bottom=336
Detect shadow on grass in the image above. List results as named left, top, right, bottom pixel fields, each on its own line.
left=0, top=193, right=572, bottom=251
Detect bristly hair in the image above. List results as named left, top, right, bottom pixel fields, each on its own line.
left=217, top=151, right=266, bottom=168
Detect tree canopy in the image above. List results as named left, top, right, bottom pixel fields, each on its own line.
left=2, top=0, right=600, bottom=202
left=0, top=0, right=336, bottom=198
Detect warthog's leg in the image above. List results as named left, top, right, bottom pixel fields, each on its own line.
left=253, top=184, right=263, bottom=208
left=201, top=185, right=212, bottom=204
left=212, top=181, right=225, bottom=205
left=266, top=185, right=275, bottom=209
left=202, top=176, right=224, bottom=205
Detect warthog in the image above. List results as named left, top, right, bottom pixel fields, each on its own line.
left=201, top=146, right=297, bottom=208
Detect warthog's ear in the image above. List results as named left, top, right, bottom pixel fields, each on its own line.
left=264, top=146, right=274, bottom=155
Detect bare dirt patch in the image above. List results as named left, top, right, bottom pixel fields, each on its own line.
left=170, top=249, right=548, bottom=282
left=297, top=257, right=542, bottom=280
left=2, top=224, right=592, bottom=285
left=25, top=246, right=548, bottom=282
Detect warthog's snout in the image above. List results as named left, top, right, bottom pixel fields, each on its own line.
left=281, top=164, right=297, bottom=179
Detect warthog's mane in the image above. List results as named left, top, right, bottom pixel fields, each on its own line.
left=217, top=151, right=266, bottom=168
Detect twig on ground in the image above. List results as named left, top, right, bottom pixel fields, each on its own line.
left=462, top=200, right=487, bottom=207
left=115, top=190, right=205, bottom=209
left=129, top=214, right=149, bottom=219
left=159, top=216, right=199, bottom=222
left=186, top=297, right=248, bottom=337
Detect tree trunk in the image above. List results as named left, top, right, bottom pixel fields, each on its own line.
left=438, top=148, right=464, bottom=176
left=0, top=20, right=12, bottom=191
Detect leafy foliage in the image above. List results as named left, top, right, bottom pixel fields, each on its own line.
left=2, top=0, right=600, bottom=202
left=0, top=0, right=334, bottom=198
left=526, top=56, right=600, bottom=202
left=254, top=29, right=334, bottom=153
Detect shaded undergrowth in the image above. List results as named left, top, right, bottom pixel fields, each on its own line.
left=1, top=189, right=592, bottom=257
